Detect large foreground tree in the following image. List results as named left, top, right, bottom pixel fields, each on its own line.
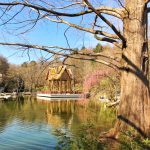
left=0, top=0, right=149, bottom=138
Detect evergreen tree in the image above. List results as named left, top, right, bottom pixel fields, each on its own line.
left=93, top=43, right=103, bottom=53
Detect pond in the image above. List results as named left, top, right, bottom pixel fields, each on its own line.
left=0, top=97, right=116, bottom=150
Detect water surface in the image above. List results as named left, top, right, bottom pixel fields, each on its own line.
left=0, top=97, right=115, bottom=150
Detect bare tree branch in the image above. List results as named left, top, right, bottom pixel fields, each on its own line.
left=38, top=13, right=120, bottom=40
left=83, top=0, right=126, bottom=44
left=0, top=6, right=25, bottom=26
left=50, top=2, right=82, bottom=10
left=0, top=42, right=120, bottom=69
left=94, top=34, right=118, bottom=43
left=147, top=7, right=150, bottom=13
left=0, top=1, right=123, bottom=69
left=94, top=34, right=122, bottom=48
left=0, top=1, right=124, bottom=19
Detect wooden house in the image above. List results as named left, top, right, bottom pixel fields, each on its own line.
left=46, top=66, right=74, bottom=93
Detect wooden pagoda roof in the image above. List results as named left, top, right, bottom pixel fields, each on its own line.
left=46, top=65, right=73, bottom=81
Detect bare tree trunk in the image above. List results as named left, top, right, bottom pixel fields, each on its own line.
left=109, top=0, right=150, bottom=138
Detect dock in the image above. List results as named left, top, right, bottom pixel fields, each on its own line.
left=37, top=93, right=84, bottom=99
left=0, top=93, right=13, bottom=100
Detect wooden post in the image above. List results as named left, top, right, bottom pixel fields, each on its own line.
left=56, top=80, right=58, bottom=93
left=58, top=80, right=60, bottom=93
left=68, top=80, right=70, bottom=93
left=51, top=80, right=54, bottom=93
left=53, top=80, right=55, bottom=93
left=49, top=80, right=51, bottom=92
left=57, top=80, right=59, bottom=93
left=55, top=80, right=57, bottom=93
left=64, top=81, right=66, bottom=93
left=61, top=81, right=63, bottom=93
left=69, top=80, right=71, bottom=93
left=60, top=80, right=62, bottom=93
left=66, top=80, right=68, bottom=93
left=65, top=80, right=67, bottom=93
left=50, top=80, right=52, bottom=93
left=73, top=79, right=75, bottom=93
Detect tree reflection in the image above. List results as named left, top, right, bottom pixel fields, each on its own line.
left=45, top=100, right=76, bottom=129
left=0, top=98, right=116, bottom=139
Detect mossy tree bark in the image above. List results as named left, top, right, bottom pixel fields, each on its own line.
left=111, top=0, right=150, bottom=138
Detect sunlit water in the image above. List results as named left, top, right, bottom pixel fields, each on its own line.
left=0, top=97, right=115, bottom=150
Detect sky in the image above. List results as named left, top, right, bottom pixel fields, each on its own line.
left=0, top=10, right=99, bottom=64
left=0, top=18, right=99, bottom=64
left=0, top=0, right=146, bottom=65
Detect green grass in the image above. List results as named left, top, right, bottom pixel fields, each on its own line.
left=54, top=102, right=150, bottom=150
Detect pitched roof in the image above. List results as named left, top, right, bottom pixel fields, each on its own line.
left=46, top=65, right=73, bottom=80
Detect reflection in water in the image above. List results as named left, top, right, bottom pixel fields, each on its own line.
left=0, top=97, right=115, bottom=150
left=45, top=100, right=76, bottom=129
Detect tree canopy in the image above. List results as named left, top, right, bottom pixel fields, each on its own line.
left=0, top=55, right=9, bottom=75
